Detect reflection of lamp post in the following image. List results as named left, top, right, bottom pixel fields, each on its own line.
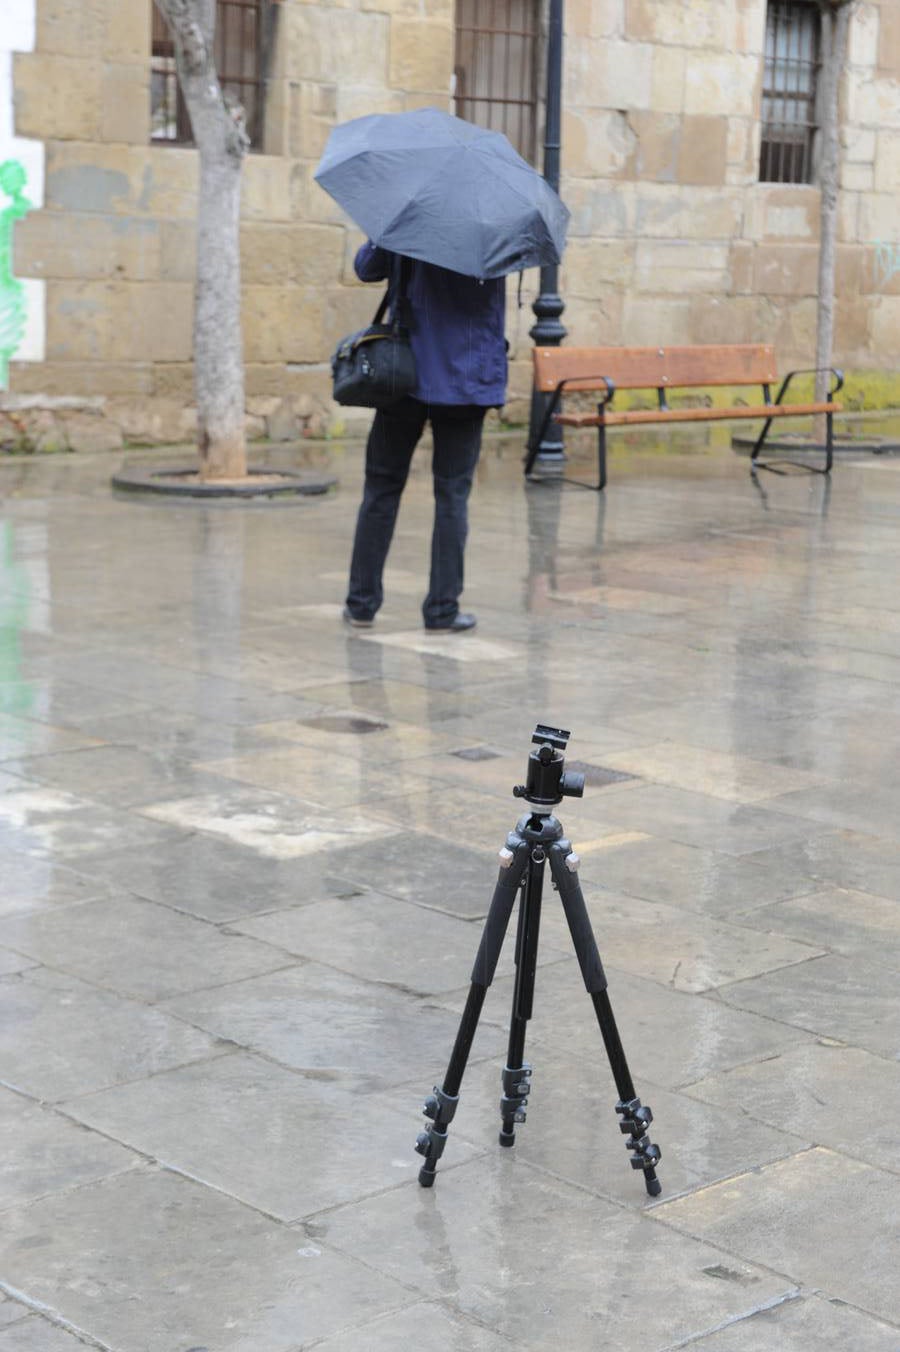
left=527, top=0, right=566, bottom=475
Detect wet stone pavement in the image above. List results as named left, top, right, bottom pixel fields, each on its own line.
left=0, top=427, right=899, bottom=1350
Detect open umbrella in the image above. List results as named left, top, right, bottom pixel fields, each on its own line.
left=314, top=107, right=569, bottom=280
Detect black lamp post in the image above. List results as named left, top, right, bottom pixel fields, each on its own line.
left=526, top=0, right=566, bottom=475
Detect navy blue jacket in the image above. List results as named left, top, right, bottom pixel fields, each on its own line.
left=354, top=242, right=507, bottom=408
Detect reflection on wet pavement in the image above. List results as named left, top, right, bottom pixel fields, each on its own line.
left=1, top=428, right=899, bottom=1348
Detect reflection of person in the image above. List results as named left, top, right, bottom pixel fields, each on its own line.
left=344, top=242, right=506, bottom=633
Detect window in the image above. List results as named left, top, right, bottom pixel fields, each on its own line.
left=151, top=0, right=267, bottom=148
left=453, top=0, right=540, bottom=163
left=759, top=0, right=821, bottom=184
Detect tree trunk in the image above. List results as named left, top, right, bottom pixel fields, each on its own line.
left=153, top=0, right=249, bottom=480
left=815, top=1, right=853, bottom=418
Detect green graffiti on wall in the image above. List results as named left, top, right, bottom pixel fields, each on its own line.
left=0, top=160, right=34, bottom=389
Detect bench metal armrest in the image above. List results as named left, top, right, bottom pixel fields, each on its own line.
left=772, top=366, right=845, bottom=405
left=524, top=374, right=616, bottom=474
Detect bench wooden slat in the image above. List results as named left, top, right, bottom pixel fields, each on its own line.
left=557, top=401, right=841, bottom=429
left=534, top=344, right=779, bottom=392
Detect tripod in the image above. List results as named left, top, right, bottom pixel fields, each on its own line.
left=415, top=725, right=662, bottom=1196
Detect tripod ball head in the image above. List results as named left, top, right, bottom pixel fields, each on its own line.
left=513, top=724, right=585, bottom=812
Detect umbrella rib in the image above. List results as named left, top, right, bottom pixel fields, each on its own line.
left=375, top=147, right=476, bottom=243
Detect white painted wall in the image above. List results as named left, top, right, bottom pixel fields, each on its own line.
left=1, top=0, right=45, bottom=378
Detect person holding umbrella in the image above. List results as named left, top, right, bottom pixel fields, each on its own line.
left=342, top=244, right=506, bottom=632
left=315, top=108, right=569, bottom=632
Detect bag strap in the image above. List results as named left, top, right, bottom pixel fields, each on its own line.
left=371, top=256, right=413, bottom=329
left=372, top=286, right=391, bottom=326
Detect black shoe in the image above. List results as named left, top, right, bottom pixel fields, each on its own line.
left=424, top=613, right=477, bottom=633
left=342, top=606, right=374, bottom=629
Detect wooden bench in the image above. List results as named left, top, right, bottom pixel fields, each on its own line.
left=524, top=344, right=844, bottom=490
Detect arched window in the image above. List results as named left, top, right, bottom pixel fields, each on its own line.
left=151, top=0, right=269, bottom=148
left=453, top=0, right=541, bottom=163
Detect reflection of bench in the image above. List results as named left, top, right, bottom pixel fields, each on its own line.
left=525, top=344, right=844, bottom=490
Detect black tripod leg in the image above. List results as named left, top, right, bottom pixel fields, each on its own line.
left=548, top=842, right=662, bottom=1197
left=416, top=838, right=529, bottom=1187
left=499, top=842, right=546, bottom=1148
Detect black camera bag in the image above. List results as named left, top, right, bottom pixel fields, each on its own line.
left=331, top=259, right=416, bottom=409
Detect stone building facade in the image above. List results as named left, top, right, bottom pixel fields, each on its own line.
left=2, top=0, right=899, bottom=450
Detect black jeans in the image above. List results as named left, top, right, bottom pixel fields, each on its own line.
left=346, top=398, right=486, bottom=626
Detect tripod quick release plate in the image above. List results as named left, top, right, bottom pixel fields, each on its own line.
left=531, top=725, right=571, bottom=752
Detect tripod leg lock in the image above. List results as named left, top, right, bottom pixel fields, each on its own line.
left=415, top=1123, right=448, bottom=1162
left=417, top=1085, right=459, bottom=1162
left=422, top=1085, right=459, bottom=1125
left=416, top=1086, right=460, bottom=1184
left=616, top=1097, right=662, bottom=1174
left=500, top=1063, right=532, bottom=1123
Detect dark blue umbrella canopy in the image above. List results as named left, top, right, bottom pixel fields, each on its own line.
left=314, top=107, right=569, bottom=280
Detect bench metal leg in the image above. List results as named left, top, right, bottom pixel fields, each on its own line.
left=825, top=410, right=834, bottom=474
left=597, top=421, right=607, bottom=490
left=751, top=412, right=833, bottom=477
left=560, top=418, right=608, bottom=492
left=750, top=415, right=775, bottom=465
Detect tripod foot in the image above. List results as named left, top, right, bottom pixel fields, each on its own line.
left=415, top=1085, right=458, bottom=1188
left=616, top=1097, right=662, bottom=1197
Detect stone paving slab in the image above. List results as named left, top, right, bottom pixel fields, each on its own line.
left=717, top=953, right=900, bottom=1058
left=741, top=885, right=900, bottom=968
left=310, top=1301, right=517, bottom=1351
left=0, top=712, right=102, bottom=759
left=62, top=831, right=372, bottom=924
left=433, top=1052, right=807, bottom=1206
left=538, top=886, right=824, bottom=992
left=683, top=1294, right=900, bottom=1350
left=298, top=831, right=529, bottom=919
left=0, top=1318, right=93, bottom=1350
left=597, top=739, right=827, bottom=803
left=572, top=833, right=821, bottom=917
left=139, top=784, right=401, bottom=860
left=0, top=968, right=220, bottom=1101
left=0, top=1088, right=136, bottom=1210
left=318, top=1158, right=796, bottom=1349
left=0, top=1168, right=412, bottom=1351
left=0, top=1299, right=28, bottom=1330
left=744, top=828, right=900, bottom=901
left=232, top=891, right=569, bottom=995
left=64, top=1051, right=437, bottom=1222
left=162, top=962, right=507, bottom=1091
left=0, top=848, right=109, bottom=917
left=3, top=744, right=247, bottom=809
left=0, top=894, right=294, bottom=1002
left=0, top=948, right=37, bottom=977
left=0, top=786, right=187, bottom=861
left=2, top=437, right=900, bottom=1349
left=583, top=783, right=834, bottom=857
left=655, top=1149, right=900, bottom=1324
left=441, top=959, right=813, bottom=1090
left=682, top=1040, right=900, bottom=1170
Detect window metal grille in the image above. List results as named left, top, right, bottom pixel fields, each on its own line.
left=759, top=0, right=821, bottom=184
left=453, top=0, right=541, bottom=163
left=151, top=0, right=266, bottom=148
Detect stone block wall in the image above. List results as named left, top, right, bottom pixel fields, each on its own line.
left=555, top=0, right=900, bottom=410
left=3, top=0, right=900, bottom=445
